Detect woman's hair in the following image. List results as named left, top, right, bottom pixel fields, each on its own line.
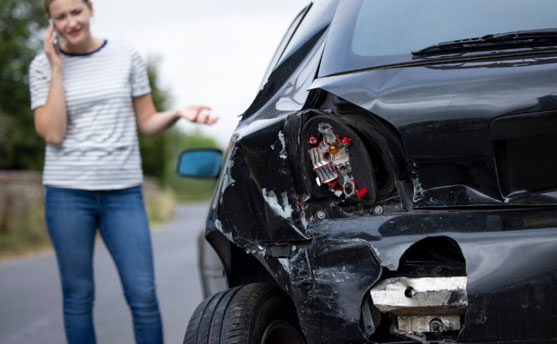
left=44, top=0, right=91, bottom=16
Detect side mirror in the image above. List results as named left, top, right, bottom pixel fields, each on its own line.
left=176, top=148, right=222, bottom=179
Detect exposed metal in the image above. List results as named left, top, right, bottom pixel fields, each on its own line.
left=307, top=122, right=366, bottom=199
left=398, top=315, right=461, bottom=333
left=369, top=276, right=468, bottom=314
left=315, top=211, right=326, bottom=220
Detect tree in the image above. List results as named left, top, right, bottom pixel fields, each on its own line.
left=0, top=0, right=47, bottom=170
left=138, top=59, right=172, bottom=181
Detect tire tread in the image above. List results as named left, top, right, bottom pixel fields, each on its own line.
left=184, top=283, right=304, bottom=344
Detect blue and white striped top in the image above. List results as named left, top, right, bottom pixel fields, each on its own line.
left=29, top=39, right=151, bottom=190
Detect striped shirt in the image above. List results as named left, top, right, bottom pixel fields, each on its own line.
left=29, top=39, right=151, bottom=190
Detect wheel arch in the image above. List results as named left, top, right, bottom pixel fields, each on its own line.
left=202, top=230, right=279, bottom=296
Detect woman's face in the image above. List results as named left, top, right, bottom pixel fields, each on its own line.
left=49, top=0, right=93, bottom=47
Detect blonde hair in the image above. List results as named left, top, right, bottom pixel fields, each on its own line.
left=44, top=0, right=91, bottom=16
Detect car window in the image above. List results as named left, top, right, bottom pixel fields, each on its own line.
left=259, top=5, right=310, bottom=88
left=320, top=0, right=557, bottom=76
left=260, top=1, right=340, bottom=88
left=276, top=0, right=339, bottom=67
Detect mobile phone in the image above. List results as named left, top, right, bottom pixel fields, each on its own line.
left=48, top=19, right=60, bottom=48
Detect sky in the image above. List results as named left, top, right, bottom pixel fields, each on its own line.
left=91, top=0, right=308, bottom=147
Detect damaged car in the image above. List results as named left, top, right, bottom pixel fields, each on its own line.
left=178, top=0, right=557, bottom=343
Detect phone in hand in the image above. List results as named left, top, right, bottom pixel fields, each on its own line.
left=48, top=19, right=61, bottom=49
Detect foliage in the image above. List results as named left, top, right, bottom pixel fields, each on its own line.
left=0, top=0, right=47, bottom=170
left=138, top=59, right=172, bottom=181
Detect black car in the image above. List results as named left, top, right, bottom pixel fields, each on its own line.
left=178, top=0, right=557, bottom=343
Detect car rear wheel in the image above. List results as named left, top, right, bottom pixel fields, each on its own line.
left=184, top=283, right=305, bottom=344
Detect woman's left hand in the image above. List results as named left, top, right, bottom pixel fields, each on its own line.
left=177, top=105, right=219, bottom=125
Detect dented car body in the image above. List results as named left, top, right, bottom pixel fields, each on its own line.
left=183, top=1, right=557, bottom=343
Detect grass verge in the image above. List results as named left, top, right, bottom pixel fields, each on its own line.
left=0, top=187, right=179, bottom=261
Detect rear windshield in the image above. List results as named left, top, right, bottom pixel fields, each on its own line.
left=319, top=0, right=557, bottom=76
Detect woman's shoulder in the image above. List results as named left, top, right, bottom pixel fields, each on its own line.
left=29, top=52, right=49, bottom=69
left=105, top=38, right=142, bottom=56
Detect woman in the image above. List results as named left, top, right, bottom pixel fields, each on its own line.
left=28, top=0, right=218, bottom=343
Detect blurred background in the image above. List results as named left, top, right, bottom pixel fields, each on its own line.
left=0, top=0, right=305, bottom=342
left=0, top=0, right=305, bottom=257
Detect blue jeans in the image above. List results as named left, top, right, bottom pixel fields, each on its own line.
left=44, top=185, right=163, bottom=344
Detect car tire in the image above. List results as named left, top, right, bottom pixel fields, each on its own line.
left=184, top=283, right=306, bottom=344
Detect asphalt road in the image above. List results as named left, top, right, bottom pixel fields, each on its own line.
left=0, top=202, right=208, bottom=344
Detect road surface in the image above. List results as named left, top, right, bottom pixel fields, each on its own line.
left=0, top=202, right=208, bottom=343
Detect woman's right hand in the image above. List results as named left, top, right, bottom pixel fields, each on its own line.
left=44, top=26, right=62, bottom=69
left=34, top=25, right=68, bottom=146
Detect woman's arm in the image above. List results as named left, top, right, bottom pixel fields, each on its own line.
left=34, top=26, right=67, bottom=146
left=133, top=93, right=218, bottom=137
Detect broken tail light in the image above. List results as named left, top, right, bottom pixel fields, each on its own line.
left=303, top=114, right=377, bottom=204
left=308, top=123, right=367, bottom=199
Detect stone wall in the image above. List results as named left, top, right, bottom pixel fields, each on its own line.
left=0, top=171, right=43, bottom=234
left=0, top=170, right=160, bottom=235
